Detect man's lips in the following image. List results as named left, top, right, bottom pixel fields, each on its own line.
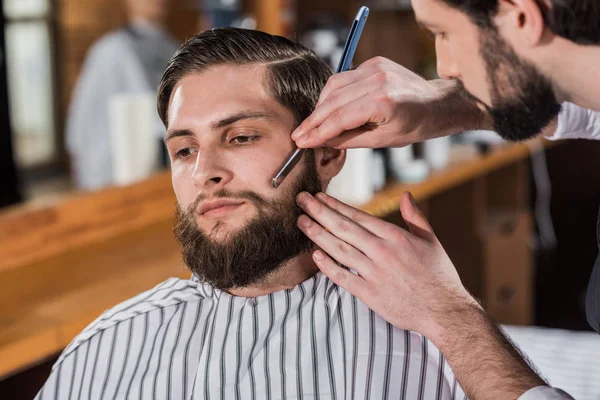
left=197, top=200, right=246, bottom=219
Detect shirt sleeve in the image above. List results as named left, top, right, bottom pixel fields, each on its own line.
left=545, top=102, right=600, bottom=141
left=518, top=386, right=575, bottom=400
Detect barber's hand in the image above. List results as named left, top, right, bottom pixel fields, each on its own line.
left=291, top=57, right=486, bottom=150
left=296, top=190, right=478, bottom=340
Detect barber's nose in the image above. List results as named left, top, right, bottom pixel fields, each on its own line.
left=191, top=152, right=232, bottom=191
left=435, top=41, right=461, bottom=80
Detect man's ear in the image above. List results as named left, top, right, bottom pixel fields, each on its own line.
left=314, top=147, right=346, bottom=186
left=495, top=0, right=548, bottom=48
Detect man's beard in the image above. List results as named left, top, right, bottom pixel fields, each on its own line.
left=174, top=152, right=322, bottom=292
left=464, top=26, right=562, bottom=142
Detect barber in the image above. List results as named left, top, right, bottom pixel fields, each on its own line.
left=293, top=0, right=600, bottom=399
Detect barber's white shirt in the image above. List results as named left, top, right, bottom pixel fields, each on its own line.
left=516, top=101, right=600, bottom=400
left=545, top=102, right=600, bottom=141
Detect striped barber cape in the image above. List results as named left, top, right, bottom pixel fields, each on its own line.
left=35, top=272, right=466, bottom=400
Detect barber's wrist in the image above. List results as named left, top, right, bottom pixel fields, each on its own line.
left=427, top=79, right=493, bottom=137
left=423, top=294, right=546, bottom=399
left=420, top=292, right=483, bottom=348
left=427, top=296, right=487, bottom=351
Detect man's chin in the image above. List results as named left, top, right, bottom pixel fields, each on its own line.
left=202, top=221, right=246, bottom=243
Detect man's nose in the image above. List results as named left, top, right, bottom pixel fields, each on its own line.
left=191, top=151, right=232, bottom=191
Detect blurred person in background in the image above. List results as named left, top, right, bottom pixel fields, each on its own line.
left=66, top=0, right=179, bottom=191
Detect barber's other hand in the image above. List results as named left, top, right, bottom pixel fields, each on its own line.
left=296, top=190, right=478, bottom=340
left=291, top=57, right=486, bottom=149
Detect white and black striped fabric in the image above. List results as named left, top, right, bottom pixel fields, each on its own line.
left=35, top=272, right=467, bottom=399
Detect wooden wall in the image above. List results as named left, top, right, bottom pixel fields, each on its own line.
left=295, top=0, right=434, bottom=75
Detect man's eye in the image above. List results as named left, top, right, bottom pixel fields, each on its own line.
left=175, top=148, right=196, bottom=159
left=231, top=135, right=260, bottom=145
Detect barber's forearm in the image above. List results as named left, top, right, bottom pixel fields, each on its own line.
left=426, top=301, right=546, bottom=400
left=426, top=79, right=494, bottom=137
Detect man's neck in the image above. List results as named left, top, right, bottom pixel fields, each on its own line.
left=227, top=252, right=320, bottom=298
left=543, top=40, right=600, bottom=110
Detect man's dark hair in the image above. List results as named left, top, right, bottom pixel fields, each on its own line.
left=442, top=0, right=600, bottom=44
left=157, top=27, right=333, bottom=127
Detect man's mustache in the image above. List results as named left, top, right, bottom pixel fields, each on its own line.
left=188, top=189, right=268, bottom=215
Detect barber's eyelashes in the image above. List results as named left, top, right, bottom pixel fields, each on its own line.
left=425, top=31, right=447, bottom=41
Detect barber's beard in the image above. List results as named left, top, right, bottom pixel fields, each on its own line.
left=173, top=154, right=322, bottom=292
left=467, top=26, right=562, bottom=142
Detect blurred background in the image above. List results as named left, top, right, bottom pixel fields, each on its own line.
left=1, top=0, right=600, bottom=398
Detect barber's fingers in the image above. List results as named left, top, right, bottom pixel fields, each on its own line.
left=297, top=192, right=382, bottom=249
left=315, top=69, right=365, bottom=107
left=399, top=192, right=439, bottom=244
left=320, top=127, right=399, bottom=150
left=314, top=63, right=381, bottom=107
left=358, top=55, right=400, bottom=70
left=304, top=93, right=387, bottom=149
left=293, top=76, right=381, bottom=148
left=311, top=250, right=370, bottom=298
left=319, top=128, right=366, bottom=149
left=307, top=192, right=405, bottom=239
left=297, top=214, right=375, bottom=280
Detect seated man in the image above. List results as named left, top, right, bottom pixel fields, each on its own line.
left=35, top=28, right=466, bottom=399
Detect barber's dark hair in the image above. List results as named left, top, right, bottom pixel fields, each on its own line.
left=441, top=0, right=600, bottom=45
left=157, top=27, right=333, bottom=127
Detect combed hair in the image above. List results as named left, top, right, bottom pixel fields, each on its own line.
left=442, top=0, right=600, bottom=44
left=157, top=27, right=333, bottom=127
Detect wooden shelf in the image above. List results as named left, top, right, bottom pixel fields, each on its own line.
left=360, top=139, right=552, bottom=217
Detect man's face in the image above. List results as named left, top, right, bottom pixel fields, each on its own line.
left=412, top=0, right=561, bottom=141
left=165, top=65, right=323, bottom=290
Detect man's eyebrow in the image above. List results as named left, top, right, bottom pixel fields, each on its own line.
left=164, top=111, right=276, bottom=142
left=165, top=128, right=194, bottom=142
left=210, top=111, right=276, bottom=129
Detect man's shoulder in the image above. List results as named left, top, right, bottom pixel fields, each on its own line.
left=56, top=277, right=210, bottom=365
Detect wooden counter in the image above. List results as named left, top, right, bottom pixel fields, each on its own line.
left=362, top=140, right=549, bottom=216
left=0, top=176, right=183, bottom=378
left=0, top=139, right=549, bottom=379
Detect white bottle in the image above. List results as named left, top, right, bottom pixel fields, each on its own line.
left=327, top=148, right=374, bottom=205
left=108, top=92, right=159, bottom=187
left=423, top=136, right=451, bottom=170
left=371, top=150, right=386, bottom=192
left=388, top=145, right=414, bottom=181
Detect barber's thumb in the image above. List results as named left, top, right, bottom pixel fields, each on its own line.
left=400, top=192, right=438, bottom=244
